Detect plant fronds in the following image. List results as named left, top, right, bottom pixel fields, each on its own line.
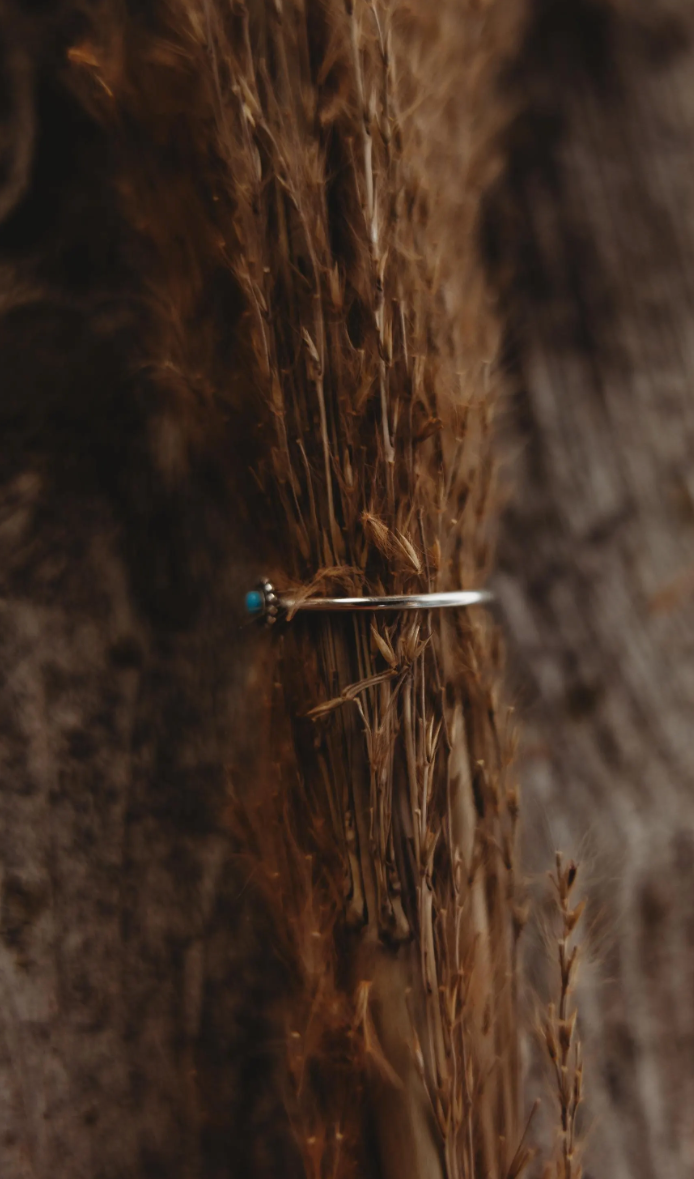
left=66, top=1, right=529, bottom=1175
left=541, top=855, right=585, bottom=1179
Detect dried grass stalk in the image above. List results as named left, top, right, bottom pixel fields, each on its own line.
left=67, top=1, right=527, bottom=1175
left=542, top=855, right=585, bottom=1179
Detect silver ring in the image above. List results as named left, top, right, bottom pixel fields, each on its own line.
left=245, top=579, right=493, bottom=625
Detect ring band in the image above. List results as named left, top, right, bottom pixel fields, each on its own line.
left=245, top=579, right=493, bottom=625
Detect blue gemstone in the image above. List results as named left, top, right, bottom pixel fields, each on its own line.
left=245, top=589, right=264, bottom=615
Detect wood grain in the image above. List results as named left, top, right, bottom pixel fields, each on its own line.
left=485, top=3, right=694, bottom=1175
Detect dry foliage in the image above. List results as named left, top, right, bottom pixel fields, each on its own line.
left=61, top=1, right=563, bottom=1176
left=541, top=856, right=585, bottom=1179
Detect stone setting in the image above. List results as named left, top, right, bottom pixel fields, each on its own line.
left=246, top=579, right=279, bottom=626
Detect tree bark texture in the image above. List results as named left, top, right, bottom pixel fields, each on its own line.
left=0, top=6, right=291, bottom=1177
left=484, top=2, right=694, bottom=1176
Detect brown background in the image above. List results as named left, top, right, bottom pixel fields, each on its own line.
left=1, top=1, right=694, bottom=1176
left=486, top=2, right=694, bottom=1175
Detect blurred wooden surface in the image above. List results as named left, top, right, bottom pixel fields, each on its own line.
left=0, top=6, right=296, bottom=1176
left=485, top=2, right=694, bottom=1175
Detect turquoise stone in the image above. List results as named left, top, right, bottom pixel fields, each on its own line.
left=245, top=589, right=264, bottom=615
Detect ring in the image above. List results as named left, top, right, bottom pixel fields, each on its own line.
left=245, top=579, right=494, bottom=625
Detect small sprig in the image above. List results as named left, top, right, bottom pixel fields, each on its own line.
left=544, top=854, right=585, bottom=1179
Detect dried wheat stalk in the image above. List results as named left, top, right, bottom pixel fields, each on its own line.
left=67, top=1, right=529, bottom=1175
left=542, top=856, right=585, bottom=1179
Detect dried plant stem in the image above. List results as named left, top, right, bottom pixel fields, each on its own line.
left=65, top=1, right=532, bottom=1175
left=544, top=855, right=585, bottom=1179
